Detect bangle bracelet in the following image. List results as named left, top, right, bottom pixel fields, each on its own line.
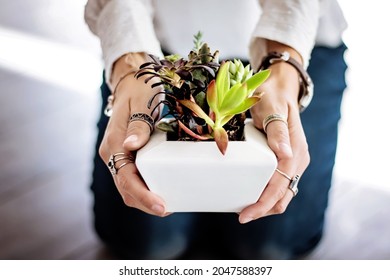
left=259, top=51, right=314, bottom=112
left=104, top=53, right=148, bottom=117
left=104, top=70, right=136, bottom=117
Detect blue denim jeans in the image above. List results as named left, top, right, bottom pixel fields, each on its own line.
left=90, top=43, right=348, bottom=259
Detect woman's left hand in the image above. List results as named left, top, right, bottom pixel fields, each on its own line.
left=239, top=47, right=310, bottom=223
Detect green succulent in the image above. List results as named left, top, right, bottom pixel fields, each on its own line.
left=179, top=61, right=270, bottom=154
left=229, top=59, right=254, bottom=86
left=136, top=32, right=270, bottom=155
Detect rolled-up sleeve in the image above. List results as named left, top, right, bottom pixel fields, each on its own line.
left=250, top=0, right=320, bottom=70
left=84, top=0, right=163, bottom=85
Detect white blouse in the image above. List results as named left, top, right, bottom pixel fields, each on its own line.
left=84, top=0, right=347, bottom=87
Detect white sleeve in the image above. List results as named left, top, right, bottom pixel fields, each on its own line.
left=84, top=0, right=163, bottom=86
left=250, top=0, right=320, bottom=70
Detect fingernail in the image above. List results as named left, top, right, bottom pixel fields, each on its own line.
left=240, top=216, right=254, bottom=224
left=278, top=142, right=293, bottom=156
left=125, top=134, right=138, bottom=143
left=151, top=204, right=165, bottom=215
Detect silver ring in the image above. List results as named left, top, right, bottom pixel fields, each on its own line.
left=129, top=113, right=154, bottom=134
left=275, top=168, right=292, bottom=181
left=262, top=114, right=288, bottom=133
left=107, top=152, right=135, bottom=175
left=288, top=174, right=300, bottom=197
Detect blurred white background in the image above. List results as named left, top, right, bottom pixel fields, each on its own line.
left=336, top=0, right=390, bottom=190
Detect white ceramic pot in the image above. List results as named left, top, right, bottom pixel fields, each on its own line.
left=136, top=119, right=277, bottom=212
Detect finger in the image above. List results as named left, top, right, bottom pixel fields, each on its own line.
left=259, top=174, right=295, bottom=217
left=123, top=93, right=161, bottom=152
left=99, top=87, right=167, bottom=216
left=239, top=168, right=292, bottom=223
left=99, top=92, right=131, bottom=162
left=261, top=166, right=304, bottom=217
left=114, top=162, right=167, bottom=216
left=265, top=119, right=293, bottom=160
left=239, top=115, right=309, bottom=223
left=239, top=119, right=294, bottom=218
left=246, top=113, right=294, bottom=215
left=124, top=112, right=154, bottom=151
left=239, top=115, right=296, bottom=223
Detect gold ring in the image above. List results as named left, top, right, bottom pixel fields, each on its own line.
left=262, top=114, right=288, bottom=133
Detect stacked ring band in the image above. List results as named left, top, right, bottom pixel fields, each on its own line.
left=262, top=113, right=288, bottom=133
left=108, top=152, right=135, bottom=175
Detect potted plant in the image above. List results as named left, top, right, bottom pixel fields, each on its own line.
left=135, top=33, right=277, bottom=212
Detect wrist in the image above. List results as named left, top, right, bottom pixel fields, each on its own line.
left=266, top=41, right=303, bottom=65
left=111, top=52, right=149, bottom=88
left=104, top=52, right=149, bottom=117
left=259, top=50, right=313, bottom=112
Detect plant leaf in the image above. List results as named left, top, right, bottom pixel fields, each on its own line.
left=178, top=99, right=215, bottom=127
left=213, top=127, right=229, bottom=155
left=194, top=91, right=207, bottom=111
left=245, top=69, right=270, bottom=92
left=224, top=96, right=261, bottom=115
left=219, top=83, right=247, bottom=113
left=157, top=121, right=176, bottom=133
left=206, top=80, right=218, bottom=112
left=220, top=114, right=234, bottom=127
left=215, top=61, right=231, bottom=106
left=191, top=65, right=216, bottom=77
left=177, top=120, right=210, bottom=140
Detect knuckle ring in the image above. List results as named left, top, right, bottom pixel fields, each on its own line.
left=275, top=168, right=300, bottom=197
left=129, top=112, right=155, bottom=134
left=288, top=174, right=300, bottom=197
left=107, top=152, right=135, bottom=175
left=262, top=113, right=288, bottom=133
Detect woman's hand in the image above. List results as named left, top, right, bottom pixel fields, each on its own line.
left=98, top=53, right=168, bottom=217
left=239, top=44, right=310, bottom=223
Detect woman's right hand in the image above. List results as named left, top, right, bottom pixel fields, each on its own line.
left=98, top=53, right=168, bottom=217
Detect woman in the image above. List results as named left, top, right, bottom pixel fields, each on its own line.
left=85, top=0, right=347, bottom=259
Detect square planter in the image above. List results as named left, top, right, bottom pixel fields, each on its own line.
left=136, top=119, right=277, bottom=212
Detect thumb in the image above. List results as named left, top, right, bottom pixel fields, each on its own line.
left=123, top=113, right=154, bottom=151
